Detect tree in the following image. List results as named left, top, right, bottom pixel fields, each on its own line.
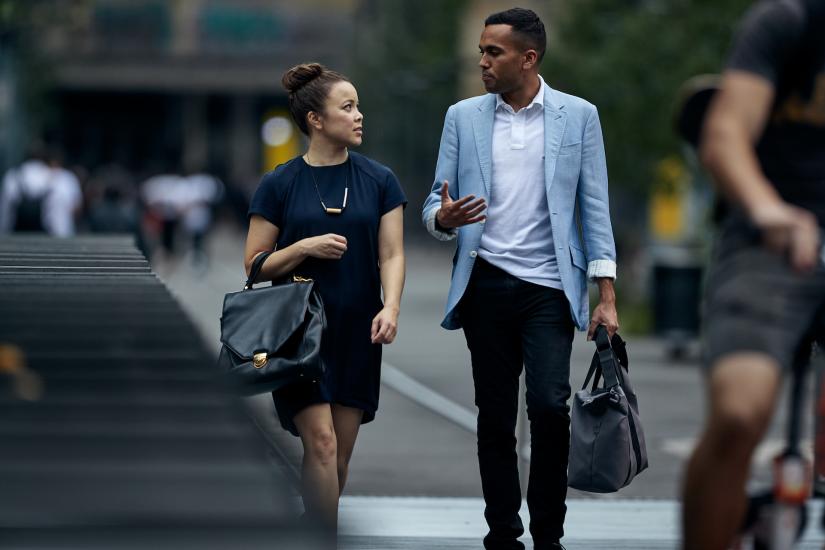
left=0, top=0, right=65, bottom=171
left=544, top=0, right=753, bottom=196
left=352, top=0, right=467, bottom=225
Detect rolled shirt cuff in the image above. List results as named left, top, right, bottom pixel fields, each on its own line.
left=587, top=259, right=617, bottom=281
left=425, top=208, right=456, bottom=241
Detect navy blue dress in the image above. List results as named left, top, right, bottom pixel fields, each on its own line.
left=248, top=152, right=406, bottom=436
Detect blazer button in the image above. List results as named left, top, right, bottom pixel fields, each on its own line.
left=470, top=250, right=478, bottom=258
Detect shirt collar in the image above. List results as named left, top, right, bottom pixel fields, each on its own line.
left=495, top=75, right=546, bottom=113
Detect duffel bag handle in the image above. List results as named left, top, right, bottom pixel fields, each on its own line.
left=595, top=325, right=620, bottom=388
left=582, top=325, right=622, bottom=390
left=244, top=251, right=274, bottom=290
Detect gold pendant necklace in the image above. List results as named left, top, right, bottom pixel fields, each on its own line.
left=306, top=159, right=349, bottom=215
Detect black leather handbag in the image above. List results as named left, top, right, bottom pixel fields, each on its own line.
left=217, top=251, right=325, bottom=395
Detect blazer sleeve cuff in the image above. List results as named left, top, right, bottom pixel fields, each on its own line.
left=587, top=259, right=617, bottom=281
left=425, top=208, right=457, bottom=241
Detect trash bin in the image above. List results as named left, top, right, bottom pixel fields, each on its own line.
left=651, top=245, right=704, bottom=358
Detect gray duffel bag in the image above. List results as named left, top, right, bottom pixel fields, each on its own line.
left=568, top=326, right=648, bottom=493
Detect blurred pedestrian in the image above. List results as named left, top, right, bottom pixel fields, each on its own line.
left=0, top=146, right=82, bottom=237
left=180, top=169, right=224, bottom=270
left=422, top=8, right=618, bottom=550
left=140, top=171, right=185, bottom=259
left=86, top=164, right=147, bottom=256
left=681, top=1, right=825, bottom=549
left=244, top=63, right=406, bottom=535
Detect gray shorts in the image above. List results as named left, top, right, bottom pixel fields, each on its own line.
left=703, top=218, right=825, bottom=370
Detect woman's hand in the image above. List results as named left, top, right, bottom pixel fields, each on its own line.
left=299, top=234, right=347, bottom=260
left=371, top=306, right=399, bottom=344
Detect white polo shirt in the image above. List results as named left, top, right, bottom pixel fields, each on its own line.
left=478, top=76, right=562, bottom=290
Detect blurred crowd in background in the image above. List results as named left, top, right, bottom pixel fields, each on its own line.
left=0, top=144, right=225, bottom=271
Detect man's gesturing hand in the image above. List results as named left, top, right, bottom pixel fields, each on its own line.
left=435, top=181, right=486, bottom=229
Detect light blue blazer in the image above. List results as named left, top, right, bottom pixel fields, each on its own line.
left=422, top=83, right=617, bottom=331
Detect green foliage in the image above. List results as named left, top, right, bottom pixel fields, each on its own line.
left=0, top=0, right=77, bottom=159
left=544, top=0, right=753, bottom=195
left=352, top=0, right=468, bottom=212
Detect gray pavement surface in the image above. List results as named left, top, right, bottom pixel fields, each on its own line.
left=154, top=223, right=825, bottom=548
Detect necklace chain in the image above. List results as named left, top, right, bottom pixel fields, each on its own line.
left=306, top=159, right=349, bottom=215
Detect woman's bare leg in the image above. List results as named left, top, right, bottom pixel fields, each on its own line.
left=293, top=403, right=339, bottom=528
left=331, top=405, right=364, bottom=495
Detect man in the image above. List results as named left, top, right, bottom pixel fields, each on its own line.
left=681, top=1, right=825, bottom=549
left=421, top=8, right=618, bottom=550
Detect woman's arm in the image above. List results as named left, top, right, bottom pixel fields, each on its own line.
left=371, top=206, right=405, bottom=344
left=244, top=214, right=347, bottom=281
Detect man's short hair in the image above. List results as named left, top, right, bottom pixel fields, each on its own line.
left=485, top=7, right=546, bottom=61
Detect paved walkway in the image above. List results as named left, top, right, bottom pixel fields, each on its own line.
left=337, top=496, right=825, bottom=549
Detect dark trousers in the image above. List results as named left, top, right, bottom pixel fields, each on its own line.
left=459, top=259, right=575, bottom=550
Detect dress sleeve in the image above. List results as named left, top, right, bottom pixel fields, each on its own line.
left=247, top=171, right=284, bottom=228
left=380, top=168, right=407, bottom=216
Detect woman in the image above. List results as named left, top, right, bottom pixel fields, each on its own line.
left=244, top=63, right=406, bottom=531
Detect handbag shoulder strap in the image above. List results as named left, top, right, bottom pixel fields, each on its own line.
left=244, top=251, right=274, bottom=289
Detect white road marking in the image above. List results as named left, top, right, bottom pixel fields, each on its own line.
left=661, top=437, right=814, bottom=465
left=381, top=362, right=477, bottom=432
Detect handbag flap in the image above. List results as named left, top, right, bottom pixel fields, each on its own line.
left=220, top=282, right=314, bottom=359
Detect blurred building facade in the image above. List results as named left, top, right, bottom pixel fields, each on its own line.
left=1, top=0, right=562, bottom=229
left=13, top=0, right=358, bottom=191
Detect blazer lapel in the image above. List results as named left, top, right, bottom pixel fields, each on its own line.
left=472, top=97, right=495, bottom=196
left=544, top=88, right=567, bottom=193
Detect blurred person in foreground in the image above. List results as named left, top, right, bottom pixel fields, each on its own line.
left=0, top=146, right=82, bottom=236
left=422, top=8, right=617, bottom=550
left=681, top=1, right=825, bottom=549
left=244, top=63, right=406, bottom=536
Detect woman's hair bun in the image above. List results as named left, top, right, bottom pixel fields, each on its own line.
left=282, top=63, right=324, bottom=94
left=280, top=62, right=350, bottom=135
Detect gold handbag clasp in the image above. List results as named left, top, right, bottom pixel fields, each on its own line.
left=292, top=275, right=313, bottom=283
left=253, top=352, right=268, bottom=369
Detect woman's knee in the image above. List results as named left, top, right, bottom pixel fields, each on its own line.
left=305, top=425, right=338, bottom=466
